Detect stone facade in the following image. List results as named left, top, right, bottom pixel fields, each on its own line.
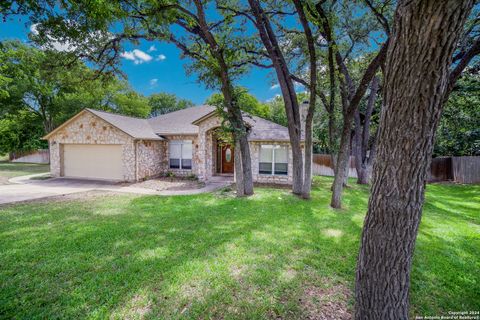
left=136, top=140, right=165, bottom=180
left=48, top=111, right=137, bottom=181
left=194, top=114, right=297, bottom=184
left=163, top=135, right=199, bottom=177
left=48, top=110, right=299, bottom=185
left=250, top=141, right=295, bottom=185
left=196, top=116, right=224, bottom=181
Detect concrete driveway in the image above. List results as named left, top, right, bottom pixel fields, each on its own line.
left=0, top=174, right=233, bottom=205
left=0, top=175, right=120, bottom=205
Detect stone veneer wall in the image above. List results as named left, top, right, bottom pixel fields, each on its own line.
left=136, top=140, right=165, bottom=180
left=249, top=141, right=295, bottom=184
left=163, top=135, right=199, bottom=177
left=48, top=111, right=136, bottom=181
left=195, top=114, right=299, bottom=184
left=47, top=111, right=300, bottom=184
left=197, top=116, right=224, bottom=181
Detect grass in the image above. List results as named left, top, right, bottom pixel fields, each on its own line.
left=0, top=177, right=478, bottom=319
left=0, top=160, right=49, bottom=184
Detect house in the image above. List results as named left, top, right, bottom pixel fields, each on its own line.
left=43, top=105, right=305, bottom=184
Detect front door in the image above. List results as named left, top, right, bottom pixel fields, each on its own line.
left=221, top=144, right=234, bottom=173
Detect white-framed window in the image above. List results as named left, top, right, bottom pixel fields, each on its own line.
left=169, top=140, right=193, bottom=169
left=259, top=145, right=288, bottom=175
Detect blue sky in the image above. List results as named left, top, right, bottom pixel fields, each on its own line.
left=0, top=16, right=280, bottom=105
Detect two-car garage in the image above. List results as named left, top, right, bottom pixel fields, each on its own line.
left=45, top=108, right=164, bottom=182
left=62, top=144, right=124, bottom=181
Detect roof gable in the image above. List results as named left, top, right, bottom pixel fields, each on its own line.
left=186, top=106, right=295, bottom=142
left=87, top=109, right=162, bottom=140
left=43, top=109, right=162, bottom=140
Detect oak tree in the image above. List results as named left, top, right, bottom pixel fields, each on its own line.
left=355, top=1, right=478, bottom=318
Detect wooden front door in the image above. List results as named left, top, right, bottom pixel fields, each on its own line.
left=221, top=145, right=234, bottom=173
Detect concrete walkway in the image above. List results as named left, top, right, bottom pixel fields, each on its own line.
left=0, top=174, right=233, bottom=205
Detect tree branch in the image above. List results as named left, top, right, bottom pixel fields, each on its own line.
left=364, top=0, right=390, bottom=35
left=448, top=37, right=480, bottom=94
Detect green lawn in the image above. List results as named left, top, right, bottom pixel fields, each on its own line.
left=0, top=161, right=50, bottom=184
left=0, top=177, right=478, bottom=319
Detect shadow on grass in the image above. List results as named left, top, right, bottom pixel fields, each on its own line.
left=0, top=183, right=365, bottom=319
left=0, top=177, right=477, bottom=319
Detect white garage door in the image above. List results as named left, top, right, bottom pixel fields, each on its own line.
left=63, top=144, right=123, bottom=180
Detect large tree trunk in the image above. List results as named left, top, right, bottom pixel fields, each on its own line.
left=237, top=133, right=254, bottom=195
left=355, top=1, right=473, bottom=319
left=218, top=81, right=253, bottom=196
left=225, top=104, right=254, bottom=196
left=189, top=0, right=254, bottom=197
left=293, top=0, right=317, bottom=199
left=234, top=140, right=244, bottom=196
left=248, top=0, right=304, bottom=195
left=220, top=88, right=253, bottom=196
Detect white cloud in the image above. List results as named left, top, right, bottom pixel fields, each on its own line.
left=266, top=94, right=281, bottom=103
left=29, top=24, right=37, bottom=33
left=156, top=54, right=166, bottom=61
left=148, top=45, right=157, bottom=52
left=120, top=51, right=136, bottom=60
left=121, top=49, right=153, bottom=64
left=270, top=83, right=279, bottom=90
left=150, top=78, right=158, bottom=86
left=30, top=23, right=77, bottom=52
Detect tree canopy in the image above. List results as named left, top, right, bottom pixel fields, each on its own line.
left=205, top=87, right=270, bottom=119
left=434, top=73, right=480, bottom=156
left=148, top=93, right=194, bottom=117
left=0, top=41, right=151, bottom=154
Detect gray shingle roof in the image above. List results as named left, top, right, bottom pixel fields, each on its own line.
left=244, top=115, right=293, bottom=142
left=147, top=105, right=215, bottom=135
left=148, top=105, right=294, bottom=141
left=86, top=105, right=294, bottom=142
left=86, top=109, right=163, bottom=140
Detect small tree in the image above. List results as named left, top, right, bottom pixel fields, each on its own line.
left=353, top=75, right=380, bottom=184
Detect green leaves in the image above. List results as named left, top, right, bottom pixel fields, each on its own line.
left=434, top=73, right=480, bottom=156
left=148, top=93, right=194, bottom=117
left=0, top=110, right=46, bottom=155
left=0, top=40, right=153, bottom=153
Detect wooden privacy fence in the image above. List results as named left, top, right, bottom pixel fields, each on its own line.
left=428, top=157, right=453, bottom=182
left=312, top=154, right=357, bottom=178
left=451, top=156, right=480, bottom=184
left=313, top=154, right=480, bottom=184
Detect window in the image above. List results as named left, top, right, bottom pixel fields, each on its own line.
left=169, top=140, right=192, bottom=169
left=225, top=147, right=232, bottom=162
left=259, top=145, right=288, bottom=175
